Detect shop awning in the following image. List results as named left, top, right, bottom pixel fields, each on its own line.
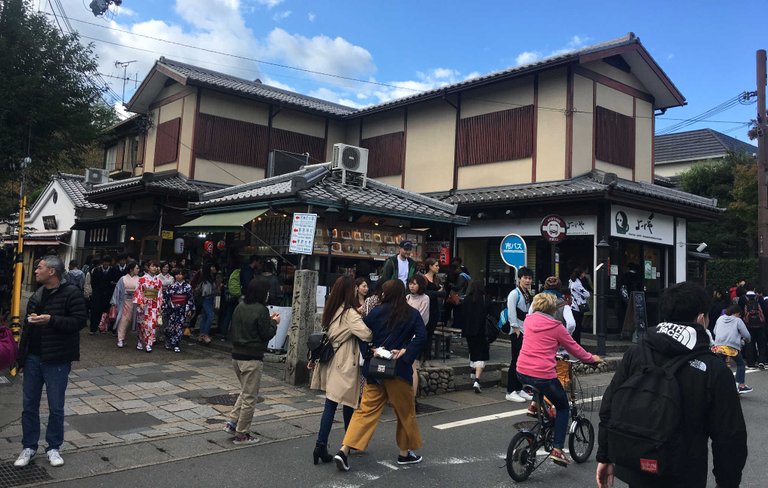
left=176, top=209, right=268, bottom=233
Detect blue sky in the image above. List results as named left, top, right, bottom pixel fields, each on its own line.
left=48, top=0, right=765, bottom=142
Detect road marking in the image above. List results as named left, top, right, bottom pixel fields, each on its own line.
left=377, top=460, right=399, bottom=470
left=432, top=396, right=602, bottom=431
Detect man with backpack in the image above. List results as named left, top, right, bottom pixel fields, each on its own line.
left=739, top=287, right=768, bottom=368
left=381, top=241, right=416, bottom=285
left=504, top=267, right=534, bottom=403
left=596, top=281, right=747, bottom=488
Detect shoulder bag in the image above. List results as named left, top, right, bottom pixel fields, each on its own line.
left=366, top=331, right=397, bottom=380
left=307, top=333, right=335, bottom=363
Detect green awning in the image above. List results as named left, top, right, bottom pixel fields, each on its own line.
left=176, top=209, right=267, bottom=233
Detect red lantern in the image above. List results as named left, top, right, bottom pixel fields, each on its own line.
left=203, top=240, right=214, bottom=254
left=217, top=240, right=226, bottom=251
left=439, top=245, right=450, bottom=266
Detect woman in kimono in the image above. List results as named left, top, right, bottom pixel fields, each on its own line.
left=111, top=261, right=140, bottom=349
left=163, top=268, right=195, bottom=353
left=133, top=260, right=163, bottom=352
left=157, top=262, right=175, bottom=343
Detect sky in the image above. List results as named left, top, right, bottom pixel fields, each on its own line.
left=39, top=0, right=767, bottom=143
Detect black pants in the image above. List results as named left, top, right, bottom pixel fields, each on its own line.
left=572, top=310, right=584, bottom=344
left=744, top=326, right=768, bottom=366
left=507, top=332, right=523, bottom=393
left=89, top=297, right=110, bottom=333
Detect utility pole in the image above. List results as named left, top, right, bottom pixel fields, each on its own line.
left=757, top=50, right=768, bottom=289
left=114, top=60, right=136, bottom=104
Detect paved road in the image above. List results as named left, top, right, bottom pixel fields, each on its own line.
left=43, top=367, right=768, bottom=488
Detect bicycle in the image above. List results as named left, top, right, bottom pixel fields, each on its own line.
left=505, top=355, right=597, bottom=482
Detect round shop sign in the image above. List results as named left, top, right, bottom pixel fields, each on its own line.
left=500, top=233, right=527, bottom=269
left=540, top=214, right=567, bottom=243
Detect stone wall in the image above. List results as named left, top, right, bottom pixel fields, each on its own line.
left=418, top=366, right=454, bottom=396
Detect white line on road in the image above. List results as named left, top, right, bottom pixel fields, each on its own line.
left=377, top=460, right=399, bottom=470
left=432, top=396, right=603, bottom=430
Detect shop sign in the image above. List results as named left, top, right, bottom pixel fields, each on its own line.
left=500, top=233, right=527, bottom=269
left=289, top=213, right=318, bottom=255
left=540, top=215, right=567, bottom=243
left=610, top=205, right=674, bottom=245
left=161, top=230, right=174, bottom=240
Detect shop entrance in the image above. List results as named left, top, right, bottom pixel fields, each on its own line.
left=614, top=240, right=666, bottom=332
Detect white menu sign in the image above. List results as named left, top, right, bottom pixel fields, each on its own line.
left=289, top=213, right=318, bottom=255
left=610, top=205, right=674, bottom=245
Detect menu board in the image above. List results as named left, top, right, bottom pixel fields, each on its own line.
left=288, top=213, right=317, bottom=255
left=313, top=226, right=424, bottom=260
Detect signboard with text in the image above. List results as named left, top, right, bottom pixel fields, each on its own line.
left=289, top=213, right=318, bottom=255
left=610, top=205, right=674, bottom=245
left=500, top=233, right=527, bottom=269
left=540, top=214, right=567, bottom=243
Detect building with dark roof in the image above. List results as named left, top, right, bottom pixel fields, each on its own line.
left=654, top=128, right=757, bottom=178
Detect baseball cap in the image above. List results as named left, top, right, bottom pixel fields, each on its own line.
left=399, top=240, right=413, bottom=250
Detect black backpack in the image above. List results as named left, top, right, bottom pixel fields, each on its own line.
left=743, top=297, right=765, bottom=326
left=605, top=346, right=707, bottom=477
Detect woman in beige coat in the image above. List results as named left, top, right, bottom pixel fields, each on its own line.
left=310, top=276, right=372, bottom=465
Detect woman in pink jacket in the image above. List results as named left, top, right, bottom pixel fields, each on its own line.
left=516, top=293, right=601, bottom=467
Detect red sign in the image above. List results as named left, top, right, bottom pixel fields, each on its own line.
left=439, top=245, right=450, bottom=266
left=540, top=215, right=567, bottom=243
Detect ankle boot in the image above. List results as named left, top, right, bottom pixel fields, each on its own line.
left=313, top=444, right=333, bottom=465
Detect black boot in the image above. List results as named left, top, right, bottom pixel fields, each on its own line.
left=313, top=444, right=333, bottom=465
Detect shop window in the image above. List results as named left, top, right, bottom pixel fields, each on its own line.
left=595, top=106, right=635, bottom=168
left=457, top=105, right=534, bottom=167
left=360, top=132, right=404, bottom=178
left=154, top=117, right=181, bottom=165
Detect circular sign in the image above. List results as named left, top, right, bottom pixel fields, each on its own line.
left=500, top=233, right=527, bottom=268
left=540, top=215, right=567, bottom=243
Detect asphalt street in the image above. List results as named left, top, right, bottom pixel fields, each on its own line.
left=46, top=367, right=768, bottom=488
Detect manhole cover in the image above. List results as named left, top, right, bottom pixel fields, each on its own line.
left=416, top=403, right=444, bottom=414
left=206, top=394, right=240, bottom=406
left=0, top=462, right=52, bottom=487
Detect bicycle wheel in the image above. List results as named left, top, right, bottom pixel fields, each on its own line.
left=568, top=417, right=595, bottom=463
left=506, top=431, right=536, bottom=482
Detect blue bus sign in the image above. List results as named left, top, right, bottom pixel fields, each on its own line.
left=500, top=233, right=527, bottom=269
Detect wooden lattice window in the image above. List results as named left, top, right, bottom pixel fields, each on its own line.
left=360, top=132, right=405, bottom=178
left=595, top=106, right=635, bottom=168
left=154, top=117, right=181, bottom=165
left=457, top=105, right=534, bottom=167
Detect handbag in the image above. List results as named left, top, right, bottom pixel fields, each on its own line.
left=307, top=333, right=335, bottom=363
left=485, top=314, right=500, bottom=344
left=446, top=291, right=461, bottom=306
left=108, top=304, right=118, bottom=322
left=578, top=302, right=590, bottom=314
left=0, top=326, right=18, bottom=371
left=367, top=356, right=396, bottom=379
left=98, top=312, right=109, bottom=332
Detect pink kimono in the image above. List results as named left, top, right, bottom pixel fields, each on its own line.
left=133, top=274, right=163, bottom=348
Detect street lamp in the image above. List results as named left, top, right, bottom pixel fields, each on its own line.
left=324, top=207, right=340, bottom=287
left=595, top=238, right=611, bottom=356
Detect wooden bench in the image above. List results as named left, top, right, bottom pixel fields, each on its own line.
left=432, top=325, right=462, bottom=360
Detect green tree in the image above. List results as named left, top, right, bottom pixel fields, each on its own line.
left=678, top=152, right=757, bottom=258
left=0, top=0, right=116, bottom=216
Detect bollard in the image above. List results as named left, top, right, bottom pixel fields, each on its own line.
left=284, top=269, right=318, bottom=385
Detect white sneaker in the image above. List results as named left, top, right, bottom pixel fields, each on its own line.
left=117, top=340, right=125, bottom=348
left=473, top=381, right=482, bottom=394
left=47, top=449, right=64, bottom=467
left=505, top=391, right=526, bottom=403
left=14, top=448, right=36, bottom=467
left=518, top=390, right=533, bottom=401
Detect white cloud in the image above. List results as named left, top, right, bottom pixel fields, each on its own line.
left=515, top=51, right=541, bottom=66
left=254, top=0, right=283, bottom=8
left=273, top=10, right=292, bottom=21
left=514, top=35, right=590, bottom=67
left=308, top=12, right=316, bottom=22
left=109, top=4, right=137, bottom=17
left=667, top=53, right=675, bottom=61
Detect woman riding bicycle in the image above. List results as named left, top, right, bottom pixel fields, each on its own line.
left=516, top=293, right=601, bottom=466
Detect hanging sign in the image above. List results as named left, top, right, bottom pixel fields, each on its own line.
left=174, top=238, right=185, bottom=255
left=203, top=240, right=214, bottom=254
left=289, top=213, right=318, bottom=255
left=611, top=205, right=674, bottom=245
left=500, top=233, right=527, bottom=269
left=161, top=230, right=174, bottom=240
left=540, top=214, right=567, bottom=243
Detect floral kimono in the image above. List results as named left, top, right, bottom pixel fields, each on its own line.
left=163, top=280, right=195, bottom=349
left=133, top=273, right=163, bottom=349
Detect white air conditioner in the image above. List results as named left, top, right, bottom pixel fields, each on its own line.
left=85, top=168, right=108, bottom=185
left=332, top=144, right=369, bottom=175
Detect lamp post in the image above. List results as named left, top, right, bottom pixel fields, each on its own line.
left=324, top=207, right=339, bottom=287
left=596, top=238, right=611, bottom=356
left=9, top=156, right=31, bottom=373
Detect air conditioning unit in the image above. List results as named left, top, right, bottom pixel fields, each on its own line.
left=332, top=144, right=369, bottom=174
left=85, top=168, right=109, bottom=186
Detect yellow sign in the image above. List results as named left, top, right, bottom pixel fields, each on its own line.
left=161, top=230, right=174, bottom=240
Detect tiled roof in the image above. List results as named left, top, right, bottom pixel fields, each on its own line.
left=86, top=171, right=226, bottom=198
left=654, top=129, right=757, bottom=164
left=429, top=170, right=720, bottom=213
left=193, top=166, right=469, bottom=225
left=158, top=58, right=356, bottom=116
left=55, top=173, right=107, bottom=210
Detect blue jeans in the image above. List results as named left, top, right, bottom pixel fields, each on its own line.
left=316, top=398, right=354, bottom=447
left=200, top=296, right=215, bottom=336
left=21, top=355, right=71, bottom=452
left=732, top=351, right=746, bottom=384
left=517, top=373, right=569, bottom=449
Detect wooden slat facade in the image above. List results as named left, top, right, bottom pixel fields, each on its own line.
left=195, top=113, right=268, bottom=168
left=457, top=105, right=534, bottom=167
left=361, top=131, right=404, bottom=178
left=595, top=106, right=635, bottom=168
left=270, top=127, right=326, bottom=166
left=154, top=117, right=181, bottom=165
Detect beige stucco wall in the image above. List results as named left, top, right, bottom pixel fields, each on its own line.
left=157, top=98, right=184, bottom=123
left=595, top=160, right=633, bottom=179
left=273, top=109, right=326, bottom=138
left=536, top=68, right=567, bottom=181
left=634, top=99, right=653, bottom=182
left=581, top=60, right=647, bottom=91
left=144, top=107, right=159, bottom=171
left=458, top=158, right=533, bottom=189
left=375, top=175, right=402, bottom=187
left=156, top=83, right=191, bottom=101
left=572, top=74, right=594, bottom=176
left=595, top=83, right=633, bottom=116
left=402, top=99, right=456, bottom=193
left=654, top=161, right=696, bottom=178
left=154, top=163, right=177, bottom=174
left=195, top=159, right=264, bottom=185
left=199, top=91, right=269, bottom=125
left=461, top=76, right=534, bottom=118
left=178, top=92, right=197, bottom=176
left=361, top=109, right=405, bottom=139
